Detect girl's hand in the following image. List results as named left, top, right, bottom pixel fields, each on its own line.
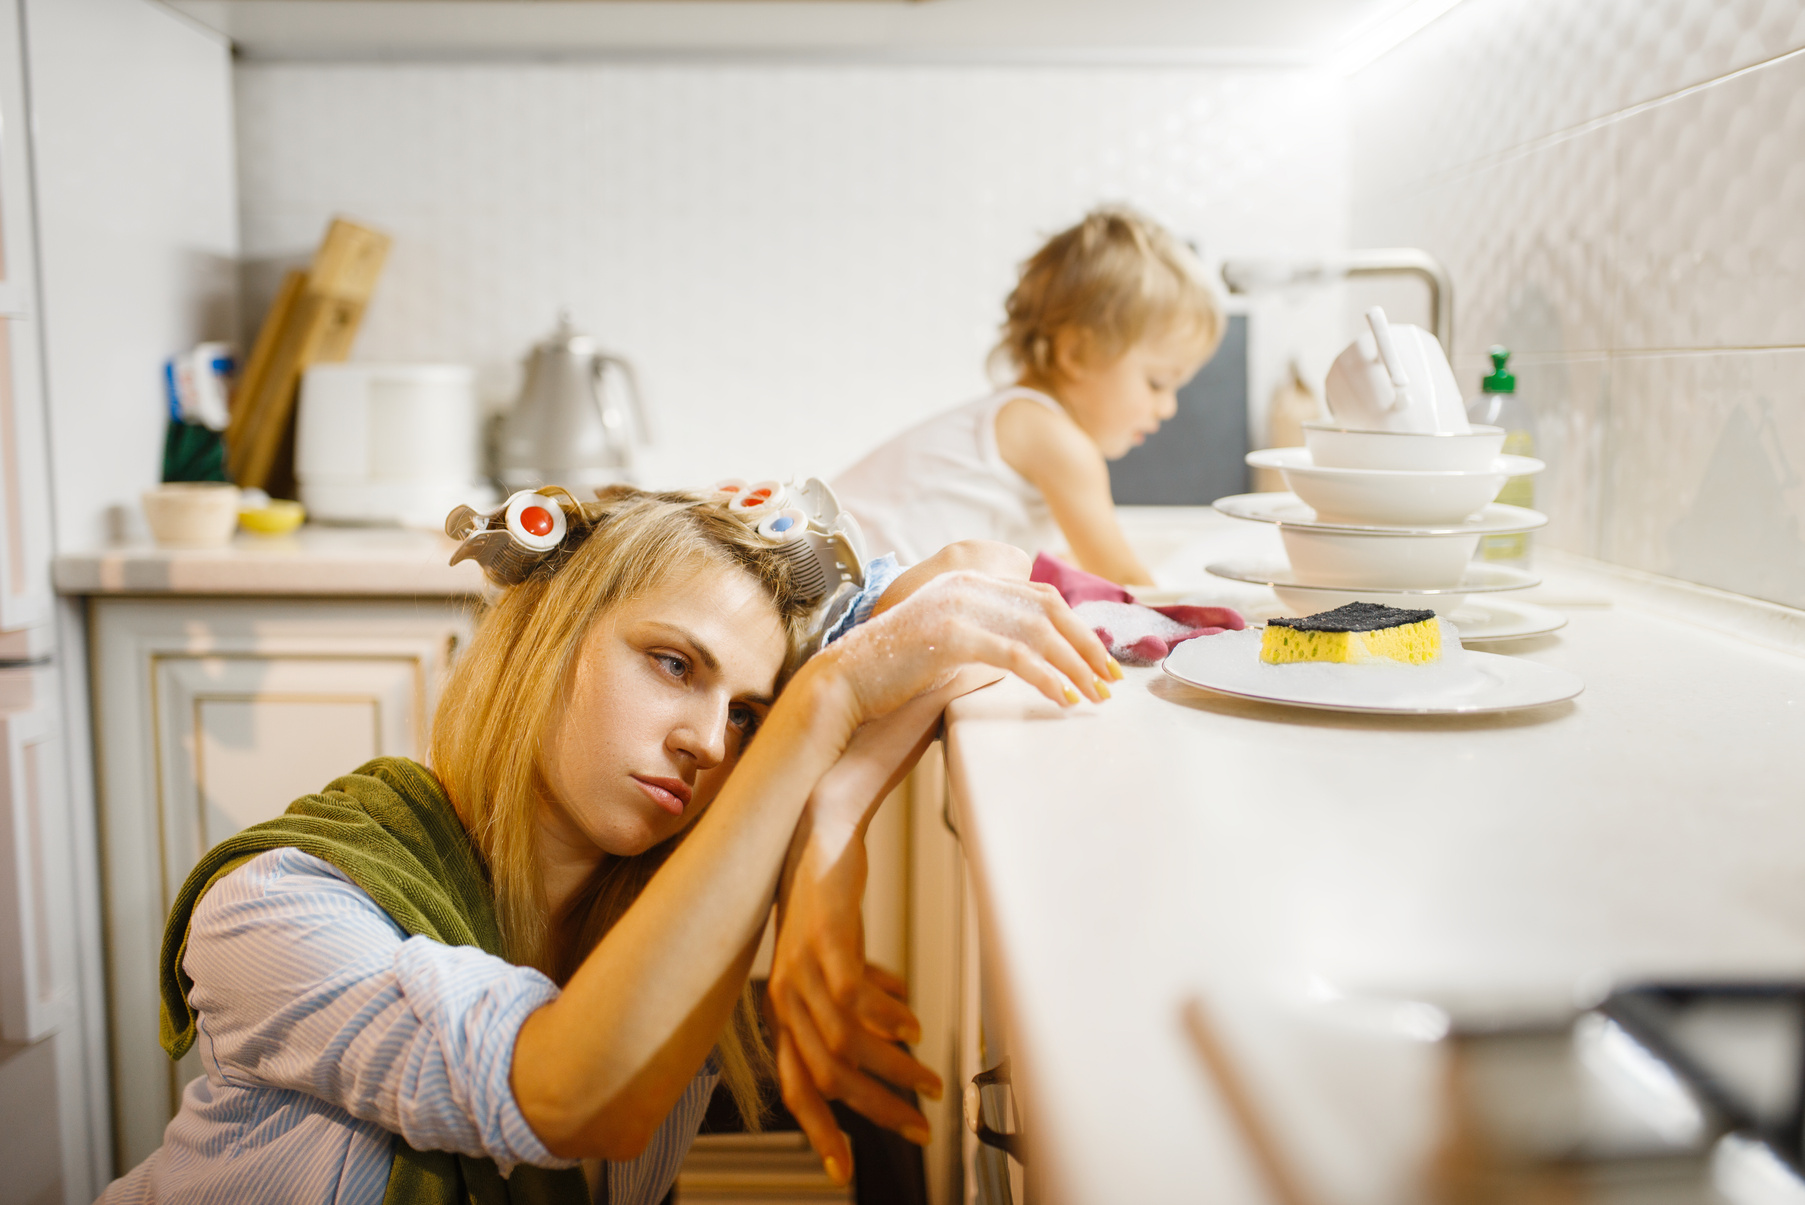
left=814, top=570, right=1117, bottom=730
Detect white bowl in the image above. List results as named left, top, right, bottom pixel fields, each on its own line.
left=1244, top=448, right=1544, bottom=526
left=142, top=482, right=241, bottom=547
left=1302, top=424, right=1505, bottom=471
left=1280, top=527, right=1481, bottom=589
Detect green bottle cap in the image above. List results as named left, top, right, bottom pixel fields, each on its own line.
left=1482, top=345, right=1515, bottom=393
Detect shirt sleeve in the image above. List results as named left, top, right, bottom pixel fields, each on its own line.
left=822, top=553, right=901, bottom=646
left=182, top=847, right=573, bottom=1176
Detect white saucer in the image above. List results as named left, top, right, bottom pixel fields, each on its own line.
left=1205, top=560, right=1539, bottom=617
left=1162, top=623, right=1584, bottom=716
left=1206, top=560, right=1538, bottom=595
left=1212, top=492, right=1547, bottom=537
left=1445, top=597, right=1568, bottom=642
left=1228, top=596, right=1568, bottom=643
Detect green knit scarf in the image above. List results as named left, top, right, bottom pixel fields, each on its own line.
left=158, top=756, right=590, bottom=1205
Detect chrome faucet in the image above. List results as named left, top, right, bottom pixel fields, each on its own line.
left=1219, top=248, right=1454, bottom=352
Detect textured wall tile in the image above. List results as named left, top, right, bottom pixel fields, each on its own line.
left=1603, top=350, right=1805, bottom=608
left=1354, top=0, right=1805, bottom=605
left=1505, top=354, right=1612, bottom=559
left=235, top=62, right=1348, bottom=489
left=1351, top=0, right=1805, bottom=205
left=1353, top=127, right=1618, bottom=363
left=1615, top=49, right=1805, bottom=349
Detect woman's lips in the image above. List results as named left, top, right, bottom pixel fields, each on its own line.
left=633, top=775, right=691, bottom=817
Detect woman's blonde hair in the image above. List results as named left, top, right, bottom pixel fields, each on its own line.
left=429, top=486, right=815, bottom=1127
left=991, top=205, right=1224, bottom=382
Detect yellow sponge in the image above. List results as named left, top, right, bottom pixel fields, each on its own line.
left=1261, top=602, right=1441, bottom=665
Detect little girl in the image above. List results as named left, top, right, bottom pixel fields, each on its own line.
left=834, top=206, right=1225, bottom=585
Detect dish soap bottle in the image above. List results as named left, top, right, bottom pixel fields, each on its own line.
left=1469, top=346, right=1533, bottom=563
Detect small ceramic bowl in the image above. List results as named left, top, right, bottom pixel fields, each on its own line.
left=1279, top=527, right=1481, bottom=590
left=142, top=482, right=241, bottom=547
left=238, top=498, right=306, bottom=536
left=1302, top=423, right=1506, bottom=472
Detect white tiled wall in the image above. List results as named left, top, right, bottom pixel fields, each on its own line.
left=233, top=62, right=1349, bottom=491
left=1352, top=0, right=1805, bottom=609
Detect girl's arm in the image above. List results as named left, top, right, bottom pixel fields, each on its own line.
left=510, top=572, right=1116, bottom=1163
left=995, top=396, right=1155, bottom=585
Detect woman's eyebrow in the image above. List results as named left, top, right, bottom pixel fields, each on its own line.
left=643, top=622, right=774, bottom=705
left=648, top=622, right=720, bottom=671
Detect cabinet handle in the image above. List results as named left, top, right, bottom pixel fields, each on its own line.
left=963, top=1059, right=1024, bottom=1160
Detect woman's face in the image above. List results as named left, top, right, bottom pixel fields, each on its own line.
left=1053, top=324, right=1203, bottom=460
left=540, top=560, right=789, bottom=861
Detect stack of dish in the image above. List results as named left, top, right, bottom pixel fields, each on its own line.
left=1208, top=424, right=1565, bottom=641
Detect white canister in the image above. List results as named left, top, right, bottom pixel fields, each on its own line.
left=296, top=363, right=486, bottom=527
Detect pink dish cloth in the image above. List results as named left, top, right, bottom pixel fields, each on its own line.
left=1031, top=552, right=1244, bottom=666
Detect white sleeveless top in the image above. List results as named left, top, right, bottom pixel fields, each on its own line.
left=832, top=387, right=1066, bottom=566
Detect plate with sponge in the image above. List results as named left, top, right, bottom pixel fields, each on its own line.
left=1161, top=612, right=1583, bottom=716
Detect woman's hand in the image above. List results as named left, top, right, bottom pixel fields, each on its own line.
left=810, top=569, right=1118, bottom=734
left=768, top=685, right=961, bottom=1181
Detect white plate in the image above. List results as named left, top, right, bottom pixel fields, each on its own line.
left=1445, top=597, right=1568, bottom=642
left=1205, top=559, right=1539, bottom=617
left=1162, top=622, right=1583, bottom=715
left=1212, top=492, right=1547, bottom=537
left=1244, top=449, right=1544, bottom=526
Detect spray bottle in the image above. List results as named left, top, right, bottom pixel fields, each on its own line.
left=1469, top=346, right=1533, bottom=563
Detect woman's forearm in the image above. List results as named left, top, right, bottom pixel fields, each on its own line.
left=512, top=663, right=859, bottom=1158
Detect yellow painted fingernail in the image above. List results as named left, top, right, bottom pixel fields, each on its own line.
left=1108, top=656, right=1124, bottom=680
left=825, top=1155, right=847, bottom=1184
left=1063, top=686, right=1081, bottom=704
left=1094, top=678, right=1112, bottom=699
left=904, top=1125, right=932, bottom=1146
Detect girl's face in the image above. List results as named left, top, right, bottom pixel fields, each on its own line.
left=539, top=560, right=789, bottom=862
left=1052, top=324, right=1203, bottom=460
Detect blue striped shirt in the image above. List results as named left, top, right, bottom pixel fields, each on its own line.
left=101, top=848, right=717, bottom=1205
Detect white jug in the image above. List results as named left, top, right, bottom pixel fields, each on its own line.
left=1324, top=307, right=1468, bottom=434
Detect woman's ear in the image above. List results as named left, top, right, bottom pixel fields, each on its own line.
left=1049, top=326, right=1098, bottom=384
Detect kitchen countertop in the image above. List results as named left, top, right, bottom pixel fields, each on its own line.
left=52, top=524, right=484, bottom=596
left=942, top=518, right=1805, bottom=1205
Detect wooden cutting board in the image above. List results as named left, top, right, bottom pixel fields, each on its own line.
left=226, top=217, right=391, bottom=493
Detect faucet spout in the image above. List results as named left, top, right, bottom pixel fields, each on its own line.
left=1219, top=248, right=1454, bottom=352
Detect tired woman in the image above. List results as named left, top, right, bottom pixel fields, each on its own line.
left=104, top=483, right=1115, bottom=1205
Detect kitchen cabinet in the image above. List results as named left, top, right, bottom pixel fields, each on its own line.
left=84, top=592, right=472, bottom=1169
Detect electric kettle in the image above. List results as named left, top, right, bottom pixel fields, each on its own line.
left=496, top=311, right=649, bottom=493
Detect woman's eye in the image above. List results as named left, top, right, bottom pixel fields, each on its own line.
left=728, top=705, right=761, bottom=737
left=654, top=653, right=688, bottom=679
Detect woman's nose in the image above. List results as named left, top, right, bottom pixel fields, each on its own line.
left=671, top=701, right=729, bottom=770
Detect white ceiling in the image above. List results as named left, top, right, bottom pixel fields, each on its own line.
left=163, top=0, right=1432, bottom=64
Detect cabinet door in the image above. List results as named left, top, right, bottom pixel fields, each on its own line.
left=0, top=669, right=75, bottom=1043
left=0, top=0, right=52, bottom=638
left=92, top=597, right=473, bottom=1170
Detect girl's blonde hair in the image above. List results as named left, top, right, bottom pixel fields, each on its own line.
left=429, top=486, right=815, bottom=1128
left=992, top=206, right=1224, bottom=381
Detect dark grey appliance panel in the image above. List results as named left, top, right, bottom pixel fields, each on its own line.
left=1107, top=314, right=1248, bottom=506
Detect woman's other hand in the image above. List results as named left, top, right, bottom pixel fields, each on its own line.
left=815, top=568, right=1118, bottom=730
left=769, top=687, right=953, bottom=1182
